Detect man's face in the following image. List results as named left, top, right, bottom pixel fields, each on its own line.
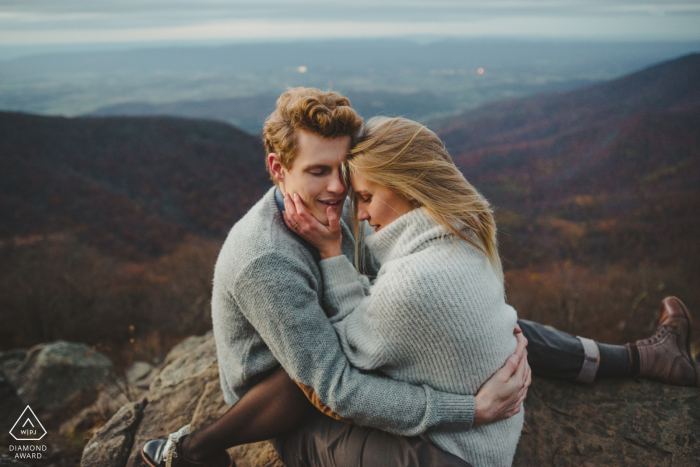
left=271, top=130, right=350, bottom=226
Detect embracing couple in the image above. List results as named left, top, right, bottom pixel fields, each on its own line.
left=142, top=88, right=699, bottom=467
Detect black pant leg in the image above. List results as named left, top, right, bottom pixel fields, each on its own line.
left=272, top=411, right=472, bottom=467
left=517, top=319, right=584, bottom=380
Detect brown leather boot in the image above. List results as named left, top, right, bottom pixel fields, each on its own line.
left=627, top=296, right=699, bottom=387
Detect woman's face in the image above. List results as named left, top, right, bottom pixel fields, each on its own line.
left=351, top=172, right=415, bottom=232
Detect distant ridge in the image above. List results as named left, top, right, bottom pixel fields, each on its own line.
left=438, top=53, right=700, bottom=150
left=88, top=90, right=455, bottom=134
left=436, top=53, right=700, bottom=268
left=0, top=113, right=267, bottom=257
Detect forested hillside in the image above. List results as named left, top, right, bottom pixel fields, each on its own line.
left=0, top=115, right=268, bottom=366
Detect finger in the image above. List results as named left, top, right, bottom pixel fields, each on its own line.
left=286, top=193, right=309, bottom=231
left=327, top=206, right=341, bottom=232
left=518, top=385, right=527, bottom=399
left=501, top=354, right=519, bottom=379
left=282, top=211, right=295, bottom=229
left=292, top=193, right=315, bottom=226
left=521, top=351, right=529, bottom=386
left=284, top=193, right=299, bottom=220
left=525, top=362, right=532, bottom=388
left=518, top=387, right=528, bottom=404
left=282, top=209, right=297, bottom=230
left=514, top=350, right=527, bottom=384
left=514, top=332, right=527, bottom=361
left=514, top=323, right=522, bottom=334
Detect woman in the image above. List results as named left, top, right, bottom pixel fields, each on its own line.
left=281, top=116, right=524, bottom=466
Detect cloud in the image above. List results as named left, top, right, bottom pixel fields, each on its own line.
left=1, top=1, right=699, bottom=44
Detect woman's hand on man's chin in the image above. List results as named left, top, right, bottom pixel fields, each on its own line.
left=472, top=328, right=531, bottom=428
left=283, top=192, right=343, bottom=259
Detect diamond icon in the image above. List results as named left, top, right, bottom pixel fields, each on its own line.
left=10, top=406, right=47, bottom=441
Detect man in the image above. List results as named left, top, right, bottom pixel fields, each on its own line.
left=142, top=88, right=698, bottom=467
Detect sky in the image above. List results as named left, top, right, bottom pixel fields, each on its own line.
left=0, top=1, right=699, bottom=57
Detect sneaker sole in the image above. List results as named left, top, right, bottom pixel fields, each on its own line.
left=141, top=449, right=159, bottom=467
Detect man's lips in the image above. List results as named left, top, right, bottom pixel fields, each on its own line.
left=318, top=199, right=344, bottom=207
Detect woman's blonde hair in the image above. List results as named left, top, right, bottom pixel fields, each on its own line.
left=346, top=117, right=503, bottom=281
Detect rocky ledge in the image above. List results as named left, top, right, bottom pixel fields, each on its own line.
left=71, top=332, right=699, bottom=467
left=2, top=335, right=698, bottom=466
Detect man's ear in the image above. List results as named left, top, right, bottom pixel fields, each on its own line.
left=268, top=153, right=285, bottom=184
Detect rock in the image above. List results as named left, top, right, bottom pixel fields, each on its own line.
left=159, top=332, right=213, bottom=369
left=125, top=362, right=157, bottom=398
left=1, top=342, right=116, bottom=426
left=0, top=370, right=25, bottom=446
left=0, top=349, right=28, bottom=379
left=513, top=375, right=700, bottom=466
left=84, top=332, right=700, bottom=467
left=80, top=399, right=146, bottom=467
left=60, top=387, right=131, bottom=437
left=0, top=453, right=31, bottom=467
left=119, top=333, right=283, bottom=467
left=124, top=334, right=229, bottom=467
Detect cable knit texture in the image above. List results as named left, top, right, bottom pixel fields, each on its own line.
left=211, top=187, right=477, bottom=436
left=321, top=207, right=523, bottom=466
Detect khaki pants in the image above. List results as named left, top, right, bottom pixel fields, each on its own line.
left=271, top=411, right=472, bottom=467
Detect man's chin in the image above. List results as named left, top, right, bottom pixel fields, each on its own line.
left=307, top=210, right=329, bottom=226
left=313, top=203, right=344, bottom=224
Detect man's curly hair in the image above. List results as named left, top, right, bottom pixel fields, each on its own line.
left=263, top=87, right=363, bottom=182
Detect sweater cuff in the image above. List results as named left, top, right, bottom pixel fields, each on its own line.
left=319, top=255, right=357, bottom=281
left=434, top=391, right=476, bottom=429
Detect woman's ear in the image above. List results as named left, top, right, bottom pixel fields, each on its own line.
left=268, top=153, right=285, bottom=184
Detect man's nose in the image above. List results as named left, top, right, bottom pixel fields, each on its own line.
left=327, top=171, right=345, bottom=194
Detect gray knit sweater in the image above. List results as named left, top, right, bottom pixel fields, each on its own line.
left=211, top=187, right=476, bottom=436
left=320, top=207, right=523, bottom=466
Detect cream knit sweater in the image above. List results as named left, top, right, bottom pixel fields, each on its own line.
left=321, top=207, right=524, bottom=466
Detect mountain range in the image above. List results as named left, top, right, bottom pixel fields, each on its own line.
left=1, top=52, right=698, bottom=359
left=0, top=114, right=267, bottom=258
left=437, top=53, right=700, bottom=269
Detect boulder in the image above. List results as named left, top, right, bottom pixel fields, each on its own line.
left=0, top=370, right=25, bottom=449
left=0, top=350, right=28, bottom=380
left=0, top=453, right=31, bottom=467
left=80, top=399, right=146, bottom=467
left=514, top=375, right=700, bottom=466
left=83, top=333, right=700, bottom=467
left=60, top=387, right=132, bottom=437
left=125, top=362, right=158, bottom=399
left=1, top=342, right=116, bottom=426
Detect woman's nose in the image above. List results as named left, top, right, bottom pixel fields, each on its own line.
left=357, top=206, right=369, bottom=221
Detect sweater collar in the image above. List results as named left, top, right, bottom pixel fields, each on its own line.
left=274, top=186, right=286, bottom=211
left=365, top=207, right=446, bottom=265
